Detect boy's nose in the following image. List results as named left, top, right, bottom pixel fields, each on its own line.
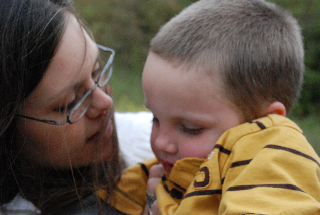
left=85, top=87, right=113, bottom=119
left=154, top=130, right=178, bottom=155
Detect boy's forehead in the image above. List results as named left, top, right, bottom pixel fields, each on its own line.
left=145, top=51, right=220, bottom=77
left=144, top=53, right=224, bottom=99
left=144, top=51, right=225, bottom=93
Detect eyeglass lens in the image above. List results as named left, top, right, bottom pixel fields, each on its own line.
left=69, top=46, right=113, bottom=123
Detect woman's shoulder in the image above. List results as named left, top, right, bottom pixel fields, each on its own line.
left=52, top=194, right=126, bottom=215
left=0, top=193, right=40, bottom=215
left=1, top=194, right=125, bottom=215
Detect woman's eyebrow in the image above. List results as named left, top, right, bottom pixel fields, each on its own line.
left=48, top=50, right=100, bottom=102
left=47, top=83, right=79, bottom=103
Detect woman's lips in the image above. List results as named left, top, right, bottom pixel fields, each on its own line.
left=86, top=119, right=114, bottom=162
left=101, top=119, right=114, bottom=160
left=86, top=120, right=113, bottom=144
left=86, top=131, right=100, bottom=143
left=103, top=119, right=113, bottom=141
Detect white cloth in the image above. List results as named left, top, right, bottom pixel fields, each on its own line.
left=115, top=111, right=154, bottom=167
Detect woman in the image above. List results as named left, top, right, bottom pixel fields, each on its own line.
left=0, top=0, right=124, bottom=214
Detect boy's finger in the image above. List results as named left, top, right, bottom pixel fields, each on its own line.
left=149, top=164, right=164, bottom=178
left=147, top=178, right=161, bottom=194
left=150, top=200, right=160, bottom=215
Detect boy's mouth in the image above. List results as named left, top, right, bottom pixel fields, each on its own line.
left=161, top=160, right=174, bottom=173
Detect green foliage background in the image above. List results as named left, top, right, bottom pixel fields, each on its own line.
left=73, top=0, right=320, bottom=152
left=74, top=0, right=196, bottom=112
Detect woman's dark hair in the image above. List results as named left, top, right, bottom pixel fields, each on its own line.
left=0, top=0, right=67, bottom=134
left=0, top=0, right=121, bottom=213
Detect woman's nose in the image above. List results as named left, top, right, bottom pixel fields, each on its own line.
left=85, top=86, right=113, bottom=119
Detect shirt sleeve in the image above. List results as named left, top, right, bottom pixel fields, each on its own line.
left=219, top=131, right=320, bottom=214
left=97, top=158, right=158, bottom=215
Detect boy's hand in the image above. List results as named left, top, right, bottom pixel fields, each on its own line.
left=142, top=164, right=164, bottom=215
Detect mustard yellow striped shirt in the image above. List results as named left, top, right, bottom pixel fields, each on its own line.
left=98, top=114, right=320, bottom=214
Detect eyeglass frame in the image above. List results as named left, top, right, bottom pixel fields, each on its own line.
left=16, top=44, right=115, bottom=126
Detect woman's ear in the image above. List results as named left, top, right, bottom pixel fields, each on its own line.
left=262, top=101, right=286, bottom=117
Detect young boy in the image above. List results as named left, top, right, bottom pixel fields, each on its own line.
left=98, top=0, right=320, bottom=214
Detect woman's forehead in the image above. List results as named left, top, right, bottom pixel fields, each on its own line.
left=33, top=15, right=98, bottom=102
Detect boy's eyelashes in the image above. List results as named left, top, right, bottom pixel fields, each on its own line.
left=152, top=115, right=204, bottom=136
left=181, top=124, right=204, bottom=135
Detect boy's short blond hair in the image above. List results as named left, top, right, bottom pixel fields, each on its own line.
left=149, top=0, right=304, bottom=121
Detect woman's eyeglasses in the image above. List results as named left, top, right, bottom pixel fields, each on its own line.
left=17, top=44, right=115, bottom=125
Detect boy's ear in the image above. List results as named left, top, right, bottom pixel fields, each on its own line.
left=262, top=101, right=286, bottom=117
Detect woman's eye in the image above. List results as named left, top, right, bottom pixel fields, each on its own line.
left=92, top=61, right=103, bottom=81
left=152, top=116, right=159, bottom=124
left=92, top=67, right=103, bottom=82
left=181, top=125, right=204, bottom=135
left=54, top=95, right=79, bottom=113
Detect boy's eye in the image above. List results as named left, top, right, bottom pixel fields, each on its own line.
left=181, top=124, right=204, bottom=135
